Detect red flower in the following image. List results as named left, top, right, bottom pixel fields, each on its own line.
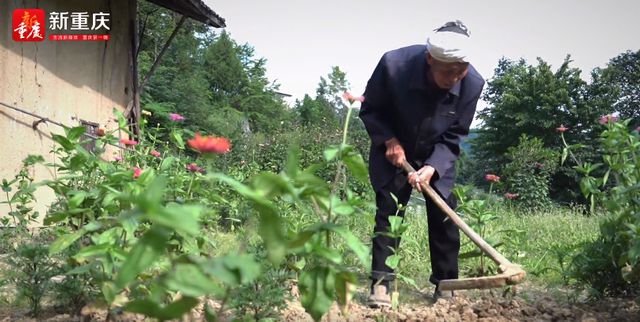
left=150, top=150, right=161, bottom=158
left=187, top=133, right=231, bottom=154
left=133, top=167, right=143, bottom=179
left=504, top=193, right=519, bottom=200
left=599, top=114, right=618, bottom=125
left=556, top=125, right=569, bottom=133
left=186, top=163, right=205, bottom=174
left=342, top=91, right=365, bottom=104
left=120, top=138, right=138, bottom=146
left=485, top=174, right=500, bottom=183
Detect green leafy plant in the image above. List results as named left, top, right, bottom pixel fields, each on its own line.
left=6, top=242, right=59, bottom=317
left=560, top=117, right=640, bottom=297
left=453, top=185, right=505, bottom=277
left=216, top=93, right=370, bottom=321
left=502, top=134, right=559, bottom=209
left=381, top=211, right=417, bottom=310
left=228, top=263, right=292, bottom=321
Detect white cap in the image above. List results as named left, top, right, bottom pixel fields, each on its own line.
left=426, top=20, right=471, bottom=63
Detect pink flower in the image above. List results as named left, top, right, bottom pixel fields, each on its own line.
left=599, top=114, right=618, bottom=125
left=342, top=91, right=365, bottom=104
left=114, top=156, right=123, bottom=162
left=119, top=138, right=138, bottom=146
left=169, top=113, right=185, bottom=122
left=534, top=162, right=544, bottom=169
left=187, top=133, right=231, bottom=154
left=556, top=125, right=569, bottom=133
left=150, top=150, right=161, bottom=158
left=186, top=163, right=205, bottom=174
left=485, top=174, right=500, bottom=183
left=504, top=193, right=519, bottom=200
left=133, top=167, right=143, bottom=179
left=636, top=127, right=640, bottom=132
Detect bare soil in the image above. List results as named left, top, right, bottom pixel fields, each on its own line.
left=1, top=283, right=637, bottom=321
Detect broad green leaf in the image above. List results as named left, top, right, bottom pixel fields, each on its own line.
left=285, top=145, right=300, bottom=178
left=68, top=191, right=87, bottom=208
left=50, top=224, right=97, bottom=254
left=201, top=254, right=261, bottom=286
left=335, top=271, right=356, bottom=310
left=385, top=254, right=401, bottom=270
left=124, top=299, right=159, bottom=318
left=102, top=282, right=117, bottom=304
left=323, top=146, right=340, bottom=161
left=330, top=225, right=369, bottom=266
left=160, top=297, right=199, bottom=321
left=44, top=211, right=70, bottom=225
left=126, top=297, right=200, bottom=321
left=288, top=230, right=315, bottom=248
left=171, top=130, right=185, bottom=150
left=259, top=209, right=286, bottom=264
left=154, top=204, right=201, bottom=236
left=163, top=263, right=221, bottom=297
left=316, top=246, right=342, bottom=264
left=397, top=273, right=420, bottom=290
left=115, top=226, right=170, bottom=289
left=299, top=267, right=335, bottom=322
left=331, top=199, right=354, bottom=216
left=66, top=126, right=86, bottom=142
left=52, top=134, right=75, bottom=151
left=343, top=152, right=368, bottom=184
left=136, top=175, right=165, bottom=212
left=252, top=172, right=293, bottom=198
left=160, top=156, right=176, bottom=171
left=112, top=108, right=127, bottom=130
left=74, top=243, right=111, bottom=261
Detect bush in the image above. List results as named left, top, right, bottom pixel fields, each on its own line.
left=228, top=265, right=292, bottom=321
left=6, top=242, right=59, bottom=317
left=562, top=118, right=640, bottom=297
left=502, top=134, right=559, bottom=209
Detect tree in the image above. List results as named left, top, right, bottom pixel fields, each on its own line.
left=470, top=56, right=622, bottom=201
left=588, top=50, right=640, bottom=124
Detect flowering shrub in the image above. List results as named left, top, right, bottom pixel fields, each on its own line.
left=1, top=99, right=370, bottom=320
left=501, top=134, right=559, bottom=210
left=33, top=110, right=255, bottom=320
left=561, top=117, right=640, bottom=296
left=215, top=92, right=371, bottom=320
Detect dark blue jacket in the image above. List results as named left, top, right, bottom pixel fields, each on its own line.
left=359, top=45, right=484, bottom=198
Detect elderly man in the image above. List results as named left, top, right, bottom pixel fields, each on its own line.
left=358, top=20, right=485, bottom=307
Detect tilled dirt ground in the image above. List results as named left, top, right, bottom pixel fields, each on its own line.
left=2, top=285, right=638, bottom=321
left=282, top=293, right=639, bottom=322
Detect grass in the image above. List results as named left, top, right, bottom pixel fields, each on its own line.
left=353, top=192, right=602, bottom=291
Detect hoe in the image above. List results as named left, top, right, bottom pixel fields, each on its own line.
left=402, top=161, right=526, bottom=291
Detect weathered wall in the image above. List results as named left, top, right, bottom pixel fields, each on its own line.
left=0, top=0, right=133, bottom=224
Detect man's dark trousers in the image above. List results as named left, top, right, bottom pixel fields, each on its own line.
left=371, top=169, right=460, bottom=287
